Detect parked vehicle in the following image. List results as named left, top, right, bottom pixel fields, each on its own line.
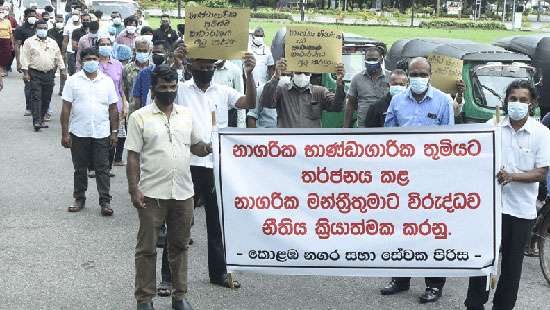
left=494, top=35, right=550, bottom=116
left=270, top=28, right=386, bottom=127
left=89, top=0, right=138, bottom=19
left=387, top=38, right=538, bottom=122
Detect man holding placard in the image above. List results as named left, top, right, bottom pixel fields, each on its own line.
left=259, top=58, right=345, bottom=128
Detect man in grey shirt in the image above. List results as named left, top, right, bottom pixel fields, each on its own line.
left=343, top=46, right=389, bottom=128
left=260, top=58, right=345, bottom=128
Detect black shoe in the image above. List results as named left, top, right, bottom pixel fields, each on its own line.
left=172, top=297, right=193, bottom=310
left=380, top=280, right=409, bottom=295
left=33, top=123, right=41, bottom=132
left=137, top=302, right=154, bottom=310
left=418, top=287, right=442, bottom=304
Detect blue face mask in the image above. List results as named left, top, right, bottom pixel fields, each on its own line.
left=36, top=29, right=48, bottom=39
left=135, top=52, right=150, bottom=64
left=389, top=85, right=406, bottom=97
left=98, top=46, right=112, bottom=57
left=409, top=77, right=430, bottom=94
left=83, top=60, right=99, bottom=73
left=507, top=101, right=529, bottom=121
left=365, top=60, right=381, bottom=75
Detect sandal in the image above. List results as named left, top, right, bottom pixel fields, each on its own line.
left=100, top=204, right=114, bottom=216
left=210, top=273, right=241, bottom=289
left=157, top=281, right=172, bottom=297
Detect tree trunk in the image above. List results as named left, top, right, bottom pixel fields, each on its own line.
left=436, top=0, right=440, bottom=17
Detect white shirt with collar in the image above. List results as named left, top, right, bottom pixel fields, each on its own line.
left=499, top=116, right=550, bottom=219
left=176, top=80, right=242, bottom=168
left=248, top=44, right=274, bottom=87
left=213, top=61, right=246, bottom=128
left=62, top=70, right=119, bottom=139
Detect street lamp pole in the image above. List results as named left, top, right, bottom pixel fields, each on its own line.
left=178, top=0, right=182, bottom=18
left=410, top=0, right=415, bottom=27
left=503, top=0, right=507, bottom=22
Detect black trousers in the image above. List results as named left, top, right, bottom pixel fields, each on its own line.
left=67, top=52, right=76, bottom=76
left=465, top=214, right=533, bottom=310
left=114, top=137, right=126, bottom=162
left=70, top=134, right=111, bottom=205
left=393, top=277, right=446, bottom=290
left=161, top=239, right=171, bottom=283
left=29, top=68, right=55, bottom=125
left=190, top=166, right=227, bottom=280
left=24, top=79, right=31, bottom=111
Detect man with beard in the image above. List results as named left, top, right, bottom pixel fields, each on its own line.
left=175, top=54, right=257, bottom=289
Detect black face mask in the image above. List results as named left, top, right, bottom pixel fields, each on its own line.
left=160, top=23, right=170, bottom=30
left=191, top=69, right=215, bottom=85
left=81, top=21, right=90, bottom=29
left=152, top=54, right=165, bottom=65
left=155, top=91, right=177, bottom=105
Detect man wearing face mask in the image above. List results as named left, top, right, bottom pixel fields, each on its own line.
left=344, top=46, right=389, bottom=128
left=132, top=40, right=166, bottom=110
left=116, top=16, right=138, bottom=49
left=381, top=57, right=454, bottom=304
left=14, top=8, right=37, bottom=116
left=70, top=12, right=91, bottom=58
left=153, top=14, right=177, bottom=50
left=364, top=69, right=408, bottom=128
left=21, top=20, right=66, bottom=131
left=260, top=58, right=345, bottom=128
left=110, top=11, right=124, bottom=37
left=124, top=36, right=151, bottom=115
left=75, top=20, right=100, bottom=69
left=48, top=14, right=66, bottom=98
left=463, top=80, right=550, bottom=310
left=126, top=65, right=211, bottom=310
left=61, top=47, right=119, bottom=216
left=248, top=27, right=274, bottom=87
left=63, top=11, right=82, bottom=76
left=176, top=53, right=257, bottom=289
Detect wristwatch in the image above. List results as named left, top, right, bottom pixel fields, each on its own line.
left=112, top=130, right=118, bottom=133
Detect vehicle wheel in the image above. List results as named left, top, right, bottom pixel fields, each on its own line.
left=538, top=215, right=550, bottom=285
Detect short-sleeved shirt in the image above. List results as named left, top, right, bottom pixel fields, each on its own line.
left=247, top=83, right=278, bottom=128
left=384, top=86, right=454, bottom=127
left=125, top=103, right=201, bottom=200
left=99, top=58, right=124, bottom=112
left=0, top=19, right=12, bottom=39
left=62, top=70, right=119, bottom=138
left=132, top=65, right=153, bottom=106
left=63, top=23, right=80, bottom=53
left=348, top=69, right=390, bottom=127
left=176, top=80, right=241, bottom=168
left=14, top=23, right=35, bottom=44
left=249, top=45, right=274, bottom=87
left=499, top=117, right=550, bottom=219
left=152, top=27, right=178, bottom=49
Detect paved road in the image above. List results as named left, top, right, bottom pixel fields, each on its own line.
left=0, top=72, right=549, bottom=310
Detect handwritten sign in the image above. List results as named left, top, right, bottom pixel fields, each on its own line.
left=428, top=54, right=463, bottom=94
left=214, top=126, right=502, bottom=278
left=285, top=25, right=342, bottom=73
left=185, top=7, right=250, bottom=59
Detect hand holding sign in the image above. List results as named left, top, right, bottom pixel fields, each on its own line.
left=243, top=52, right=256, bottom=75
left=336, top=63, right=345, bottom=85
left=285, top=25, right=342, bottom=74
left=427, top=54, right=463, bottom=94
left=273, top=58, right=288, bottom=79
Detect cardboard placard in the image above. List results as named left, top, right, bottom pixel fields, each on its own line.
left=285, top=25, right=342, bottom=74
left=185, top=7, right=250, bottom=60
left=428, top=54, right=463, bottom=94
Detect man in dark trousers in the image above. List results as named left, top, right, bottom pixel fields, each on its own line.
left=364, top=69, right=408, bottom=128
left=14, top=8, right=36, bottom=116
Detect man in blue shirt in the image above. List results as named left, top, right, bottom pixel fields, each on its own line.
left=384, top=58, right=454, bottom=128
left=381, top=57, right=454, bottom=304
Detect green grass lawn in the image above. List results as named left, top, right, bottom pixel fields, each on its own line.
left=147, top=17, right=543, bottom=48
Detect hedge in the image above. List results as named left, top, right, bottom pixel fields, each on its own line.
left=251, top=11, right=293, bottom=20
left=419, top=19, right=506, bottom=30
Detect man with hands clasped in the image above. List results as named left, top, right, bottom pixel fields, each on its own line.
left=260, top=58, right=345, bottom=128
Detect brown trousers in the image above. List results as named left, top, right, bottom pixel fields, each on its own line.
left=135, top=197, right=193, bottom=303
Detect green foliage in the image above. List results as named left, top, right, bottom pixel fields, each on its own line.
left=251, top=9, right=292, bottom=20
left=419, top=19, right=506, bottom=30
left=200, top=0, right=231, bottom=8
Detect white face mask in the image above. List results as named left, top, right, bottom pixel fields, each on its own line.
left=56, top=22, right=64, bottom=29
left=27, top=17, right=36, bottom=25
left=507, top=101, right=530, bottom=121
left=279, top=75, right=291, bottom=85
left=142, top=34, right=153, bottom=43
left=72, top=15, right=80, bottom=22
left=252, top=36, right=264, bottom=46
left=126, top=26, right=136, bottom=34
left=292, top=73, right=310, bottom=88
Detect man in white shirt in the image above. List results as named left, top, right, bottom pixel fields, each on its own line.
left=126, top=65, right=211, bottom=310
left=62, top=10, right=81, bottom=76
left=212, top=60, right=245, bottom=128
left=176, top=53, right=257, bottom=289
left=465, top=80, right=550, bottom=310
left=60, top=47, right=119, bottom=216
left=248, top=27, right=274, bottom=87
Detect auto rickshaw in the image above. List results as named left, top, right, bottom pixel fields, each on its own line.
left=386, top=38, right=538, bottom=123
left=270, top=28, right=386, bottom=128
left=494, top=35, right=550, bottom=116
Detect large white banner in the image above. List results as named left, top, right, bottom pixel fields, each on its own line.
left=213, top=125, right=501, bottom=277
